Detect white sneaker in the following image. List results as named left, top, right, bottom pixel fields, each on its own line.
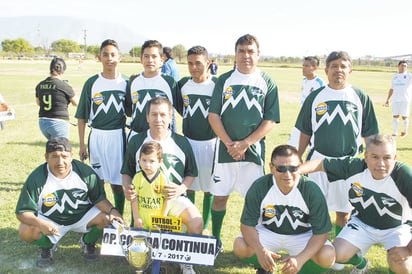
left=180, top=264, right=196, bottom=274
left=332, top=263, right=345, bottom=271
left=350, top=258, right=370, bottom=274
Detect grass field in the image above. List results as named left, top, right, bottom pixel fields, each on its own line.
left=0, top=60, right=410, bottom=274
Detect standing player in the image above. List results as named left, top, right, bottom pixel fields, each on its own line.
left=299, top=134, right=412, bottom=274
left=75, top=39, right=128, bottom=215
left=125, top=40, right=178, bottom=139
left=384, top=60, right=412, bottom=137
left=288, top=56, right=325, bottom=149
left=295, top=51, right=379, bottom=241
left=208, top=34, right=280, bottom=246
left=177, top=45, right=217, bottom=234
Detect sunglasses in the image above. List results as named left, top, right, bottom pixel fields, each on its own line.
left=272, top=165, right=299, bottom=173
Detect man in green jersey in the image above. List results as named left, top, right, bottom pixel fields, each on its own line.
left=15, top=137, right=123, bottom=268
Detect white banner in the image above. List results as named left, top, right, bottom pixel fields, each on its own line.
left=100, top=227, right=217, bottom=266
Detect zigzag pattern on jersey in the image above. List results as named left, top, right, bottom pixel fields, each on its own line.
left=132, top=93, right=155, bottom=116
left=162, top=165, right=183, bottom=185
left=183, top=98, right=208, bottom=118
left=261, top=209, right=310, bottom=230
left=221, top=89, right=263, bottom=115
left=351, top=196, right=402, bottom=220
left=314, top=104, right=360, bottom=135
left=91, top=94, right=124, bottom=118
left=43, top=193, right=89, bottom=216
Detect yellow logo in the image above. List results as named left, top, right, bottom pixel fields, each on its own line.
left=131, top=91, right=139, bottom=104
left=43, top=193, right=57, bottom=207
left=183, top=95, right=190, bottom=107
left=264, top=205, right=276, bottom=218
left=351, top=182, right=364, bottom=197
left=92, top=93, right=105, bottom=105
left=224, top=86, right=234, bottom=99
left=315, top=102, right=328, bottom=115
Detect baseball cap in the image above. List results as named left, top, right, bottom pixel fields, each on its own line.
left=46, top=137, right=72, bottom=153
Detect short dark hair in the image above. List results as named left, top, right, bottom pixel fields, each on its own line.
left=304, top=56, right=320, bottom=67
left=398, top=60, right=408, bottom=66
left=146, top=97, right=173, bottom=116
left=50, top=57, right=66, bottom=75
left=141, top=40, right=163, bottom=57
left=270, top=145, right=302, bottom=163
left=235, top=34, right=259, bottom=52
left=46, top=137, right=72, bottom=153
left=187, top=45, right=209, bottom=58
left=140, top=141, right=163, bottom=162
left=100, top=39, right=119, bottom=52
left=163, top=47, right=173, bottom=59
left=326, top=51, right=352, bottom=68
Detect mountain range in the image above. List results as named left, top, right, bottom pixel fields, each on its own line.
left=0, top=16, right=146, bottom=53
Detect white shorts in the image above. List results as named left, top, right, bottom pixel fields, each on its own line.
left=210, top=162, right=264, bottom=197
left=168, top=196, right=196, bottom=217
left=186, top=137, right=216, bottom=192
left=308, top=151, right=353, bottom=213
left=392, top=102, right=411, bottom=117
left=243, top=224, right=332, bottom=256
left=89, top=128, right=125, bottom=185
left=39, top=206, right=101, bottom=244
left=337, top=217, right=411, bottom=255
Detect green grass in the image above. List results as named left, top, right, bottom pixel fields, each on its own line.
left=0, top=60, right=410, bottom=273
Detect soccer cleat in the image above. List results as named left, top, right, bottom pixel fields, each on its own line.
left=350, top=258, right=370, bottom=274
left=255, top=268, right=273, bottom=274
left=36, top=245, right=57, bottom=268
left=401, top=132, right=408, bottom=137
left=179, top=263, right=196, bottom=274
left=79, top=236, right=98, bottom=262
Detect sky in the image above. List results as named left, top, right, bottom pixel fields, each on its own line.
left=0, top=0, right=411, bottom=58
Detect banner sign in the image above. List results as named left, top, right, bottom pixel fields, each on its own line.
left=150, top=215, right=182, bottom=232
left=101, top=227, right=217, bottom=266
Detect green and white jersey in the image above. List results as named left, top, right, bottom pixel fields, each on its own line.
left=241, top=174, right=331, bottom=235
left=121, top=130, right=198, bottom=185
left=324, top=157, right=412, bottom=230
left=209, top=69, right=280, bottom=165
left=75, top=73, right=128, bottom=130
left=132, top=170, right=167, bottom=229
left=177, top=76, right=216, bottom=140
left=295, top=85, right=379, bottom=158
left=125, top=73, right=178, bottom=133
left=15, top=160, right=106, bottom=226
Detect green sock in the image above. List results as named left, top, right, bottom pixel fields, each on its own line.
left=388, top=270, right=395, bottom=274
left=83, top=225, right=102, bottom=244
left=113, top=192, right=125, bottom=215
left=335, top=225, right=343, bottom=237
left=186, top=191, right=195, bottom=204
left=299, top=259, right=329, bottom=274
left=343, top=253, right=365, bottom=268
left=211, top=209, right=226, bottom=241
left=239, top=254, right=260, bottom=268
left=32, top=234, right=53, bottom=248
left=202, top=193, right=213, bottom=229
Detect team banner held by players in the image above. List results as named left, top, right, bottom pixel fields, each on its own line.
left=101, top=227, right=217, bottom=266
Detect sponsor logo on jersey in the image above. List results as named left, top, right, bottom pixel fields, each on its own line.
left=205, top=99, right=211, bottom=106
left=43, top=193, right=58, bottom=207
left=93, top=93, right=105, bottom=105
left=183, top=95, right=190, bottom=107
left=213, top=175, right=221, bottom=184
left=131, top=91, right=139, bottom=104
left=351, top=182, right=364, bottom=197
left=250, top=87, right=264, bottom=97
left=315, top=102, right=328, bottom=115
left=223, top=87, right=234, bottom=99
left=263, top=205, right=276, bottom=218
left=292, top=209, right=304, bottom=219
left=381, top=197, right=396, bottom=207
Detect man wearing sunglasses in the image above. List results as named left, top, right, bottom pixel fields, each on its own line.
left=233, top=145, right=335, bottom=274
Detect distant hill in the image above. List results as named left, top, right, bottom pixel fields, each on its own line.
left=0, top=16, right=147, bottom=53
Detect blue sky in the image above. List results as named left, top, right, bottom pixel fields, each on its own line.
left=0, top=0, right=411, bottom=58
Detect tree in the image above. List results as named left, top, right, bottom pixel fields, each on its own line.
left=86, top=45, right=100, bottom=56
left=1, top=38, right=33, bottom=54
left=172, top=44, right=186, bottom=63
left=51, top=39, right=81, bottom=53
left=129, top=46, right=141, bottom=58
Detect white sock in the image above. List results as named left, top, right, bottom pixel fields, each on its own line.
left=393, top=118, right=399, bottom=134
left=404, top=118, right=409, bottom=133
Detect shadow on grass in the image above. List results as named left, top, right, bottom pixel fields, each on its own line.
left=6, top=141, right=46, bottom=147
left=0, top=181, right=24, bottom=192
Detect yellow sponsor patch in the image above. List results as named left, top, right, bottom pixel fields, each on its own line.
left=315, top=102, right=328, bottom=115
left=92, top=93, right=105, bottom=105
left=351, top=182, right=364, bottom=197
left=43, top=193, right=57, bottom=207
left=264, top=205, right=276, bottom=218
left=183, top=95, right=190, bottom=107
left=224, top=86, right=233, bottom=99
left=131, top=91, right=139, bottom=104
